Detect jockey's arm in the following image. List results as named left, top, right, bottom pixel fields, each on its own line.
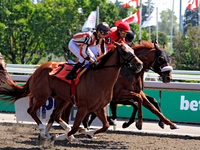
left=80, top=37, right=95, bottom=63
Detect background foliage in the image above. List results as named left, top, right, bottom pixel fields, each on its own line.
left=0, top=0, right=200, bottom=71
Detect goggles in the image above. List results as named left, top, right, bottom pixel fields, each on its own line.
left=100, top=30, right=109, bottom=35
left=120, top=30, right=127, bottom=35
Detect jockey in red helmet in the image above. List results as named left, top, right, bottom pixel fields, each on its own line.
left=105, top=22, right=131, bottom=51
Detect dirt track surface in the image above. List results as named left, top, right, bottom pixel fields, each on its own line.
left=0, top=122, right=200, bottom=150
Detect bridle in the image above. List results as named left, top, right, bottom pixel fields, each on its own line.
left=117, top=45, right=137, bottom=68
left=95, top=44, right=137, bottom=69
left=144, top=48, right=171, bottom=76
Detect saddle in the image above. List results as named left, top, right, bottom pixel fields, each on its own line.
left=49, top=62, right=90, bottom=104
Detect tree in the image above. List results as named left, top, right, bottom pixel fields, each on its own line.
left=158, top=8, right=178, bottom=36
left=0, top=0, right=149, bottom=64
left=172, top=24, right=200, bottom=70
left=0, top=0, right=48, bottom=64
left=183, top=8, right=198, bottom=33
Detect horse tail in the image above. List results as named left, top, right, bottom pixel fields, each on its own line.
left=0, top=71, right=31, bottom=104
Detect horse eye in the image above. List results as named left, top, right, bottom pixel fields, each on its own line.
left=158, top=56, right=164, bottom=63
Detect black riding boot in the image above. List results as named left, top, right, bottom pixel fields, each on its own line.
left=65, top=62, right=83, bottom=80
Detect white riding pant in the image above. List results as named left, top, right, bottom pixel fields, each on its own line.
left=68, top=39, right=99, bottom=64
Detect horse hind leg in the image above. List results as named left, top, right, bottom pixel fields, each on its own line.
left=27, top=96, right=47, bottom=140
left=122, top=100, right=138, bottom=128
left=146, top=95, right=164, bottom=129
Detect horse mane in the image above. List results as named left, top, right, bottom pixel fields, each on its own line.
left=132, top=41, right=154, bottom=53
left=96, top=45, right=116, bottom=68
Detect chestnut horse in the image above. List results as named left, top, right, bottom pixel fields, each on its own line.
left=0, top=42, right=143, bottom=142
left=0, top=53, right=13, bottom=84
left=62, top=41, right=178, bottom=137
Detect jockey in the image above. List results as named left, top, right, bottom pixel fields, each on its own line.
left=105, top=22, right=131, bottom=51
left=65, top=22, right=110, bottom=80
left=125, top=31, right=134, bottom=46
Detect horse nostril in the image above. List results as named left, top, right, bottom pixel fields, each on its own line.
left=166, top=76, right=171, bottom=81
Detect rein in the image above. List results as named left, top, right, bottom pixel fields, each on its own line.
left=143, top=48, right=169, bottom=74
left=95, top=46, right=136, bottom=69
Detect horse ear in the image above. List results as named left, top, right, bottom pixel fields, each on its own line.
left=154, top=42, right=161, bottom=51
left=163, top=42, right=166, bottom=51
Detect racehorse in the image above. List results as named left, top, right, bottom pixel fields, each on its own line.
left=0, top=53, right=6, bottom=71
left=0, top=53, right=13, bottom=84
left=62, top=41, right=178, bottom=136
left=106, top=42, right=169, bottom=128
left=0, top=42, right=143, bottom=142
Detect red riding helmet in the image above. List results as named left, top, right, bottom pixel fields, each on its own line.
left=117, top=22, right=131, bottom=32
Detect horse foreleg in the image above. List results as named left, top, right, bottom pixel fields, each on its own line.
left=46, top=99, right=71, bottom=140
left=65, top=107, right=87, bottom=142
left=142, top=93, right=179, bottom=129
left=79, top=107, right=109, bottom=136
left=121, top=100, right=138, bottom=128
left=115, top=89, right=143, bottom=130
left=82, top=113, right=90, bottom=128
left=93, top=107, right=109, bottom=134
left=88, top=112, right=97, bottom=127
left=135, top=96, right=143, bottom=130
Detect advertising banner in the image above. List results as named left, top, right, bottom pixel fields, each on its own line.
left=14, top=97, right=103, bottom=126
left=161, top=91, right=200, bottom=123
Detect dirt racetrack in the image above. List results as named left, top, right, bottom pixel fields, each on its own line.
left=0, top=122, right=200, bottom=150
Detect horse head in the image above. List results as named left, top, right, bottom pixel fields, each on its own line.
left=113, top=42, right=143, bottom=73
left=152, top=42, right=172, bottom=83
left=0, top=53, right=6, bottom=71
left=132, top=41, right=172, bottom=83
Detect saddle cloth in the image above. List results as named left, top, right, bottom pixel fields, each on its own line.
left=49, top=62, right=89, bottom=85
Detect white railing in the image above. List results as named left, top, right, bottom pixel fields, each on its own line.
left=5, top=64, right=200, bottom=82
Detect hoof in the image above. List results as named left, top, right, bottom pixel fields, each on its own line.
left=107, top=117, right=116, bottom=126
left=67, top=135, right=81, bottom=142
left=53, top=133, right=68, bottom=141
left=122, top=122, right=132, bottom=128
left=170, top=124, right=179, bottom=130
left=158, top=121, right=164, bottom=129
left=86, top=135, right=97, bottom=139
left=38, top=134, right=45, bottom=141
left=79, top=128, right=96, bottom=136
left=51, top=135, right=55, bottom=141
left=79, top=128, right=85, bottom=134
left=135, top=122, right=142, bottom=130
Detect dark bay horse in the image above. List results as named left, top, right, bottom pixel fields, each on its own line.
left=0, top=42, right=143, bottom=142
left=106, top=42, right=169, bottom=128
left=62, top=41, right=178, bottom=137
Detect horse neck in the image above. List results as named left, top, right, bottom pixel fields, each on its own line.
left=89, top=49, right=121, bottom=90
left=136, top=49, right=155, bottom=70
